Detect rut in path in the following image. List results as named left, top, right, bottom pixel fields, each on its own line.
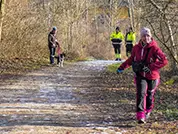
left=0, top=60, right=136, bottom=128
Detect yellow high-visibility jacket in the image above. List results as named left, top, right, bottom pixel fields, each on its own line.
left=110, top=32, right=124, bottom=44
left=126, top=32, right=136, bottom=44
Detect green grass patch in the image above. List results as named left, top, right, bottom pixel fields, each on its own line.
left=107, top=63, right=133, bottom=73
left=164, top=79, right=175, bottom=85
left=156, top=108, right=178, bottom=121
left=107, top=63, right=121, bottom=73
left=164, top=108, right=178, bottom=120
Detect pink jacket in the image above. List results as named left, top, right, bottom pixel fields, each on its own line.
left=119, top=39, right=168, bottom=80
left=56, top=44, right=61, bottom=55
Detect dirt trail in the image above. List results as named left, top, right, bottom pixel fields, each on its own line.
left=0, top=60, right=177, bottom=134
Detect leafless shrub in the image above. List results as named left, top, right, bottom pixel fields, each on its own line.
left=0, top=0, right=131, bottom=62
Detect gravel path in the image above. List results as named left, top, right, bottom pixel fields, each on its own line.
left=0, top=60, right=177, bottom=134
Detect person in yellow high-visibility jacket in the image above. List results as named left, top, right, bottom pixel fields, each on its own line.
left=110, top=27, right=124, bottom=61
left=125, top=27, right=136, bottom=57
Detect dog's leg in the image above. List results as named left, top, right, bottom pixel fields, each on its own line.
left=56, top=56, right=59, bottom=66
left=58, top=56, right=62, bottom=67
left=61, top=59, right=64, bottom=67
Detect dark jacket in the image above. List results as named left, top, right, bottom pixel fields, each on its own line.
left=48, top=31, right=57, bottom=48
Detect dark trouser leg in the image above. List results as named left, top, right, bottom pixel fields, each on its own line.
left=113, top=44, right=118, bottom=54
left=136, top=76, right=147, bottom=120
left=113, top=44, right=121, bottom=59
left=146, top=79, right=159, bottom=113
left=136, top=76, right=160, bottom=120
left=126, top=43, right=133, bottom=57
left=116, top=44, right=121, bottom=54
left=112, top=44, right=121, bottom=54
left=49, top=47, right=56, bottom=64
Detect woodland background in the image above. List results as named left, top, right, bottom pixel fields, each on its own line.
left=0, top=0, right=178, bottom=74
left=0, top=1, right=178, bottom=133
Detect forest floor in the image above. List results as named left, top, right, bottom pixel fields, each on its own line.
left=0, top=60, right=177, bottom=134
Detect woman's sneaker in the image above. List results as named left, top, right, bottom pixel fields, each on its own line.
left=138, top=118, right=146, bottom=124
left=146, top=112, right=151, bottom=120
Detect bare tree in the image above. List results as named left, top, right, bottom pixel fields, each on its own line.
left=138, top=0, right=178, bottom=72
left=0, top=0, right=6, bottom=41
left=0, top=0, right=131, bottom=61
left=148, top=0, right=178, bottom=71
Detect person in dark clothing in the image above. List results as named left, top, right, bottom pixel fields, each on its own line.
left=48, top=26, right=59, bottom=64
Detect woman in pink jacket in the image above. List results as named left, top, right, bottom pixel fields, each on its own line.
left=117, top=27, right=168, bottom=124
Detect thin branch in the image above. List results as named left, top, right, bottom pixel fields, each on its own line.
left=146, top=19, right=178, bottom=64
left=147, top=0, right=164, bottom=14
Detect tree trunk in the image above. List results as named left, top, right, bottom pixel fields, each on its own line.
left=166, top=20, right=178, bottom=71
left=109, top=0, right=113, bottom=30
left=130, top=0, right=135, bottom=29
left=0, top=0, right=6, bottom=41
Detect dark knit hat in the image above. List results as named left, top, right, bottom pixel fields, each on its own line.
left=116, top=27, right=120, bottom=30
left=52, top=26, right=57, bottom=31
